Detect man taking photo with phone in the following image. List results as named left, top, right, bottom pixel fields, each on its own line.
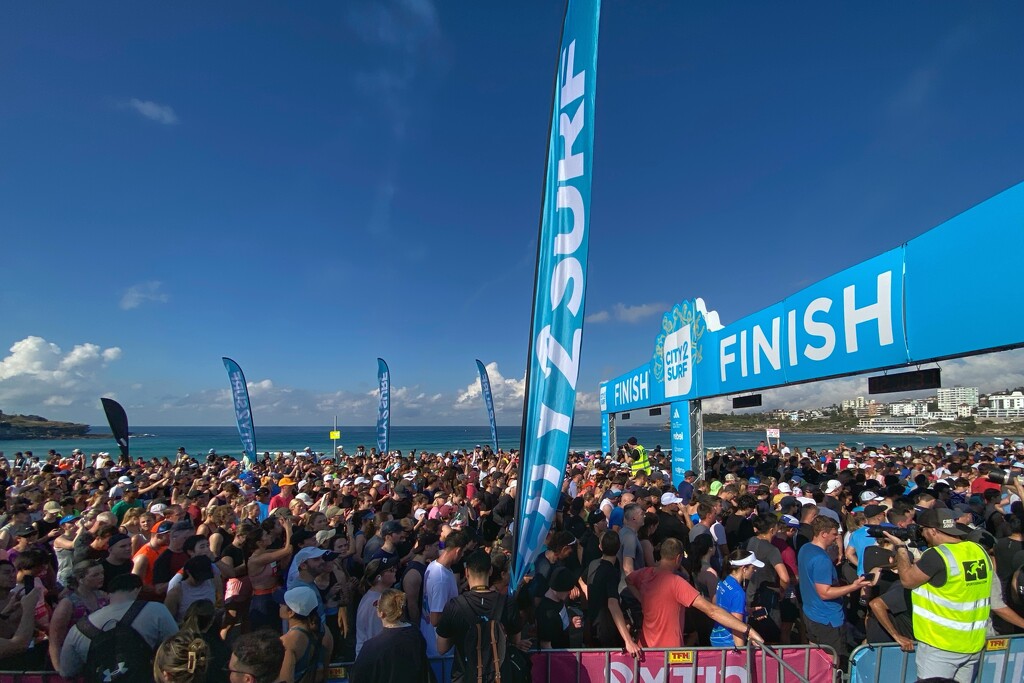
left=885, top=508, right=992, bottom=683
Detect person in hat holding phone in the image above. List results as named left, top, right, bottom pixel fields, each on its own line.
left=625, top=437, right=651, bottom=477
left=885, top=507, right=992, bottom=683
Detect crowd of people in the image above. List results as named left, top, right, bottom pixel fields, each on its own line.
left=0, top=434, right=1022, bottom=683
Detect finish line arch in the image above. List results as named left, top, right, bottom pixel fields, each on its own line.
left=599, top=181, right=1024, bottom=484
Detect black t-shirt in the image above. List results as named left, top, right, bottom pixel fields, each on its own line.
left=153, top=549, right=189, bottom=585
left=994, top=538, right=1023, bottom=584
left=101, top=558, right=133, bottom=592
left=435, top=590, right=522, bottom=683
left=220, top=543, right=245, bottom=572
left=795, top=525, right=814, bottom=552
left=915, top=547, right=948, bottom=587
left=586, top=558, right=623, bottom=647
left=492, top=494, right=514, bottom=529
left=865, top=579, right=913, bottom=643
left=350, top=624, right=431, bottom=683
left=530, top=554, right=559, bottom=600
left=33, top=518, right=59, bottom=539
left=535, top=596, right=570, bottom=649
left=724, top=514, right=755, bottom=551
left=652, top=510, right=689, bottom=547
left=565, top=515, right=588, bottom=543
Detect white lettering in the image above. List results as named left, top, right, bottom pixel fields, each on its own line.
left=535, top=325, right=582, bottom=389
left=557, top=103, right=585, bottom=181
left=720, top=334, right=737, bottom=382
left=554, top=186, right=585, bottom=254
left=843, top=271, right=893, bottom=353
left=787, top=309, right=798, bottom=367
left=739, top=329, right=748, bottom=377
left=550, top=257, right=583, bottom=315
left=753, top=318, right=781, bottom=374
left=803, top=297, right=835, bottom=361
left=560, top=40, right=585, bottom=107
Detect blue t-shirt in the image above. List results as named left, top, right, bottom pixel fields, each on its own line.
left=608, top=506, right=625, bottom=529
left=710, top=576, right=746, bottom=646
left=847, top=527, right=876, bottom=576
left=798, top=543, right=843, bottom=627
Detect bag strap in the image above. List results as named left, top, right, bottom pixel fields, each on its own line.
left=490, top=620, right=502, bottom=683
left=476, top=621, right=484, bottom=683
left=119, top=600, right=147, bottom=629
left=76, top=614, right=101, bottom=640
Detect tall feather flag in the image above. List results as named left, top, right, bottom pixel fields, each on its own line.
left=222, top=357, right=257, bottom=468
left=475, top=360, right=499, bottom=453
left=100, top=397, right=130, bottom=462
left=513, top=0, right=602, bottom=591
left=376, top=358, right=391, bottom=455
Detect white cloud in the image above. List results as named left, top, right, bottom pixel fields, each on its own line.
left=454, top=362, right=526, bottom=416
left=125, top=98, right=179, bottom=125
left=586, top=302, right=667, bottom=325
left=344, top=0, right=439, bottom=51
left=0, top=336, right=123, bottom=415
left=120, top=281, right=169, bottom=310
left=614, top=302, right=667, bottom=324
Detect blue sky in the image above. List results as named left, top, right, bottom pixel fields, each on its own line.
left=2, top=1, right=1023, bottom=427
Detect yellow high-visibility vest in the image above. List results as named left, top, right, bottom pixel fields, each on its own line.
left=629, top=445, right=651, bottom=476
left=910, top=541, right=991, bottom=654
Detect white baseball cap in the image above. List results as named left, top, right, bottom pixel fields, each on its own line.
left=660, top=492, right=684, bottom=506
left=824, top=480, right=842, bottom=494
left=860, top=491, right=884, bottom=503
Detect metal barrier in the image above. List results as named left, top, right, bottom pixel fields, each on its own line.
left=0, top=674, right=79, bottom=683
left=323, top=644, right=837, bottom=683
left=848, top=636, right=1024, bottom=683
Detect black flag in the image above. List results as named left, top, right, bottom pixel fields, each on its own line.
left=100, top=397, right=130, bottom=462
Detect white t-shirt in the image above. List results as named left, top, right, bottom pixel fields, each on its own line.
left=355, top=588, right=383, bottom=657
left=420, top=560, right=458, bottom=657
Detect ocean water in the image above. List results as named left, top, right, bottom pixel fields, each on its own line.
left=2, top=425, right=1017, bottom=461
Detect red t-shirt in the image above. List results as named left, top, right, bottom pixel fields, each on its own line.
left=626, top=567, right=699, bottom=647
left=269, top=493, right=293, bottom=510
left=970, top=478, right=1001, bottom=496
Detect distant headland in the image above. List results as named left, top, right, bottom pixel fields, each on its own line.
left=0, top=411, right=102, bottom=440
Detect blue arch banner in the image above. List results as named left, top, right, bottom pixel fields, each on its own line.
left=602, top=181, right=1024, bottom=414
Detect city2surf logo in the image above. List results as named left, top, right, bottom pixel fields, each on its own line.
left=663, top=325, right=693, bottom=398
left=963, top=559, right=988, bottom=583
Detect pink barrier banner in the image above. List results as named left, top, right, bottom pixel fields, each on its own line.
left=533, top=646, right=836, bottom=683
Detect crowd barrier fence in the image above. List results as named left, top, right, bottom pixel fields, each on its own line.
left=6, top=637, right=1021, bottom=683
left=326, top=642, right=837, bottom=683
left=848, top=635, right=1024, bottom=683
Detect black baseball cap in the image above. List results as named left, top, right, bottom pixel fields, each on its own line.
left=917, top=508, right=967, bottom=537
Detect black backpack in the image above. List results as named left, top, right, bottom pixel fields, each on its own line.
left=456, top=592, right=530, bottom=683
left=75, top=600, right=155, bottom=683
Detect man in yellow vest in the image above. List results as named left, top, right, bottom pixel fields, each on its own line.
left=625, top=437, right=650, bottom=476
left=885, top=507, right=992, bottom=683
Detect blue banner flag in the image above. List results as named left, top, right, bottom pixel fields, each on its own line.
left=475, top=360, right=500, bottom=453
left=513, top=0, right=601, bottom=591
left=376, top=358, right=391, bottom=455
left=222, top=357, right=256, bottom=464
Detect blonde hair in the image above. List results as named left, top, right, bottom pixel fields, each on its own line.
left=153, top=630, right=209, bottom=683
left=376, top=588, right=406, bottom=623
left=121, top=508, right=143, bottom=528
